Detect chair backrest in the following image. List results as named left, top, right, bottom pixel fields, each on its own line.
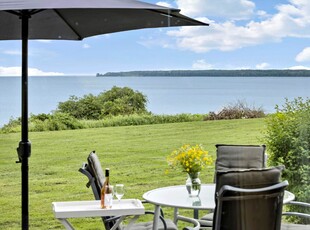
left=79, top=151, right=118, bottom=230
left=215, top=144, right=266, bottom=171
left=213, top=166, right=287, bottom=230
left=87, top=151, right=106, bottom=193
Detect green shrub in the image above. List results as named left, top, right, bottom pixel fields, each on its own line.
left=81, top=113, right=205, bottom=129
left=1, top=113, right=205, bottom=133
left=57, top=86, right=148, bottom=119
left=0, top=117, right=21, bottom=133
left=99, top=86, right=148, bottom=117
left=206, top=100, right=265, bottom=120
left=57, top=94, right=102, bottom=120
left=28, top=113, right=83, bottom=132
left=263, top=97, right=310, bottom=224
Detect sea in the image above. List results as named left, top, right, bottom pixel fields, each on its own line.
left=1, top=75, right=310, bottom=128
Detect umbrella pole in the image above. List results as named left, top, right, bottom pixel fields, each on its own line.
left=16, top=10, right=31, bottom=230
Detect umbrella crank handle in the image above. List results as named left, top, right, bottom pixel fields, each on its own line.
left=16, top=147, right=22, bottom=163
left=16, top=141, right=31, bottom=163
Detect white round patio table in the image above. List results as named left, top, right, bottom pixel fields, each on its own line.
left=143, top=184, right=215, bottom=230
left=143, top=184, right=295, bottom=230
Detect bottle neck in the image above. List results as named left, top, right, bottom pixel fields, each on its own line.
left=105, top=168, right=110, bottom=177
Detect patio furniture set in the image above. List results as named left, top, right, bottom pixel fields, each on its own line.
left=52, top=145, right=310, bottom=230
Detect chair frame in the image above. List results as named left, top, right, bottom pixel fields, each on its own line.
left=281, top=201, right=310, bottom=229
left=200, top=144, right=267, bottom=227
left=79, top=162, right=118, bottom=230
left=214, top=181, right=288, bottom=230
left=80, top=161, right=172, bottom=230
left=282, top=201, right=310, bottom=219
left=79, top=151, right=201, bottom=230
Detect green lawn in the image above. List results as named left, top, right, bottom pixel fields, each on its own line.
left=0, top=118, right=265, bottom=229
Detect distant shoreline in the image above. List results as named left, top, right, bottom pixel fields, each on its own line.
left=97, top=69, right=310, bottom=77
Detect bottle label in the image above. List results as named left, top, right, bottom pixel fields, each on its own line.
left=104, top=193, right=113, bottom=208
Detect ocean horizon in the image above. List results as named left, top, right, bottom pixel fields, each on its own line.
left=1, top=75, right=310, bottom=128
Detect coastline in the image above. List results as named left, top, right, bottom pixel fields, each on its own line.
left=97, top=69, right=310, bottom=77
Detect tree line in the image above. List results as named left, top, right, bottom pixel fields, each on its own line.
left=101, top=69, right=310, bottom=77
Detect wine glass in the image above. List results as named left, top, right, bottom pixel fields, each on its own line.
left=115, top=184, right=125, bottom=203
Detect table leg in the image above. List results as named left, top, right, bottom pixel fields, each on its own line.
left=173, top=208, right=179, bottom=224
left=152, top=205, right=160, bottom=230
left=57, top=218, right=75, bottom=230
left=123, top=215, right=140, bottom=229
left=194, top=209, right=199, bottom=219
left=110, top=216, right=126, bottom=230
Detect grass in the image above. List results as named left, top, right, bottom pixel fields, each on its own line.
left=0, top=118, right=265, bottom=229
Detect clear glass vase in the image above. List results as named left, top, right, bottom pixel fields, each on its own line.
left=186, top=172, right=201, bottom=197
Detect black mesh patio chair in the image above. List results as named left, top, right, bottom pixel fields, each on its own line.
left=79, top=151, right=200, bottom=230
left=199, top=166, right=288, bottom=230
left=201, top=144, right=267, bottom=226
left=281, top=201, right=310, bottom=230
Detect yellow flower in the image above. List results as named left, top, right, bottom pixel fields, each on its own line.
left=167, top=144, right=213, bottom=174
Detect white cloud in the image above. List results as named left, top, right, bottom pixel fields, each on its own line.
left=192, top=59, right=213, bottom=69
left=256, top=10, right=270, bottom=19
left=176, top=0, right=255, bottom=20
left=256, top=62, right=270, bottom=69
left=2, top=48, right=54, bottom=57
left=296, top=47, right=310, bottom=62
left=36, top=40, right=52, bottom=43
left=83, top=44, right=91, bottom=49
left=0, top=66, right=64, bottom=76
left=3, top=50, right=21, bottom=55
left=288, top=65, right=310, bottom=70
left=28, top=68, right=64, bottom=76
left=165, top=0, right=310, bottom=53
left=138, top=34, right=174, bottom=49
left=156, top=2, right=172, bottom=8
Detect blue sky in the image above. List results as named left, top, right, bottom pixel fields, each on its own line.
left=0, top=0, right=309, bottom=76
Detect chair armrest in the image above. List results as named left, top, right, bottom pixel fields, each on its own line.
left=197, top=219, right=213, bottom=227
left=218, top=180, right=289, bottom=197
left=104, top=215, right=122, bottom=222
left=142, top=200, right=200, bottom=229
left=142, top=200, right=165, bottom=217
left=105, top=210, right=169, bottom=230
left=145, top=211, right=168, bottom=230
left=177, top=215, right=200, bottom=230
left=78, top=163, right=93, bottom=188
left=78, top=163, right=100, bottom=200
left=283, top=201, right=310, bottom=219
left=285, top=201, right=310, bottom=208
left=81, top=162, right=87, bottom=170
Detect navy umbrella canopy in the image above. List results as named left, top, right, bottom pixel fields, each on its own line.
left=0, top=0, right=208, bottom=229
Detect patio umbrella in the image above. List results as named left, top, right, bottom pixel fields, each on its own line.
left=0, top=0, right=208, bottom=229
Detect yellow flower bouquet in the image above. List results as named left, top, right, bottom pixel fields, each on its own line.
left=167, top=144, right=213, bottom=196
left=167, top=144, right=213, bottom=174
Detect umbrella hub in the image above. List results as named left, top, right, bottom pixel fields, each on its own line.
left=16, top=141, right=31, bottom=163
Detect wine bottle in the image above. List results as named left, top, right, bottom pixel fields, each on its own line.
left=101, top=168, right=113, bottom=208
left=104, top=183, right=113, bottom=209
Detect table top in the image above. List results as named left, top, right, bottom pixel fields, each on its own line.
left=143, top=184, right=295, bottom=210
left=52, top=199, right=145, bottom=219
left=143, top=184, right=216, bottom=210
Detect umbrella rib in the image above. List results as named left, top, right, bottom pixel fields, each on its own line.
left=53, top=9, right=82, bottom=40
left=147, top=9, right=209, bottom=26
left=5, top=10, right=21, bottom=17
left=6, top=9, right=45, bottom=17
left=30, top=9, right=45, bottom=15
